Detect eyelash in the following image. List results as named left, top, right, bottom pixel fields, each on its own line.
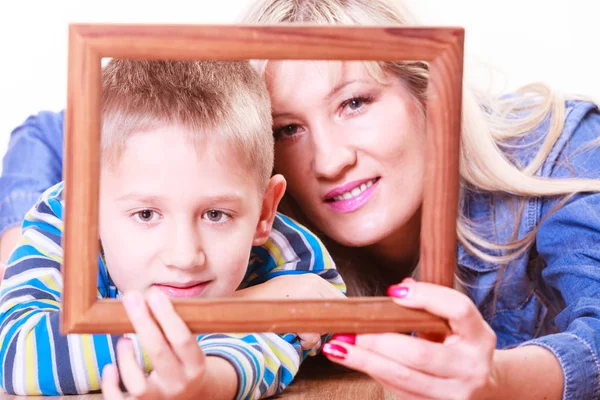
left=130, top=209, right=233, bottom=227
left=273, top=94, right=375, bottom=142
left=202, top=210, right=233, bottom=225
left=340, top=94, right=374, bottom=116
left=132, top=209, right=161, bottom=226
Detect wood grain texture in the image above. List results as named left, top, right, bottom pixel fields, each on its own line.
left=420, top=34, right=464, bottom=287
left=62, top=26, right=103, bottom=334
left=69, top=297, right=449, bottom=334
left=62, top=24, right=464, bottom=335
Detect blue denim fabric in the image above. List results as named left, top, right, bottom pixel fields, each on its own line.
left=458, top=100, right=600, bottom=399
left=1, top=101, right=599, bottom=399
left=0, top=111, right=64, bottom=238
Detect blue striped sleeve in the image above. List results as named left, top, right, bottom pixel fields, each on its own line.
left=0, top=182, right=126, bottom=395
left=229, top=213, right=346, bottom=398
left=243, top=213, right=346, bottom=294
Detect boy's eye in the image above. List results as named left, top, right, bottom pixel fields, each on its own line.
left=134, top=209, right=159, bottom=223
left=203, top=210, right=229, bottom=223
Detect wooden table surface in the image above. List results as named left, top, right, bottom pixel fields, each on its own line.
left=0, top=356, right=400, bottom=400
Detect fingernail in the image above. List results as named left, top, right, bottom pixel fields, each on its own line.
left=322, top=343, right=348, bottom=360
left=123, top=292, right=142, bottom=312
left=117, top=337, right=133, bottom=351
left=331, top=333, right=356, bottom=345
left=402, top=277, right=416, bottom=284
left=387, top=285, right=410, bottom=298
left=148, top=290, right=167, bottom=311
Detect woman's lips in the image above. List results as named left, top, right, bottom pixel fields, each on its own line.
left=153, top=281, right=211, bottom=298
left=324, top=177, right=380, bottom=213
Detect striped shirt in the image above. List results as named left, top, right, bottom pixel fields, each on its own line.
left=0, top=182, right=345, bottom=399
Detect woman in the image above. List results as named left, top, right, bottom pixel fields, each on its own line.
left=239, top=1, right=600, bottom=399
left=1, top=0, right=599, bottom=398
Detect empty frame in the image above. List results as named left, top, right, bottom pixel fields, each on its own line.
left=62, top=23, right=463, bottom=335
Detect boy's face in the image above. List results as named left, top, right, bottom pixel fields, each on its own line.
left=99, top=125, right=284, bottom=298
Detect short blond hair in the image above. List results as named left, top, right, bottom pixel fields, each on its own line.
left=101, top=59, right=274, bottom=187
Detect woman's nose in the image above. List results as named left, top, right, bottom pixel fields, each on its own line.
left=312, top=125, right=357, bottom=180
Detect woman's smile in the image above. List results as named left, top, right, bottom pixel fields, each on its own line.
left=324, top=177, right=381, bottom=213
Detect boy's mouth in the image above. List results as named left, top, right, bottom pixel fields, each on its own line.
left=153, top=281, right=211, bottom=298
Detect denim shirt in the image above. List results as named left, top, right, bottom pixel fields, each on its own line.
left=1, top=101, right=599, bottom=399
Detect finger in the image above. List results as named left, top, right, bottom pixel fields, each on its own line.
left=101, top=364, right=127, bottom=400
left=355, top=333, right=464, bottom=378
left=116, top=338, right=153, bottom=399
left=123, top=291, right=185, bottom=385
left=297, top=332, right=321, bottom=351
left=322, top=341, right=461, bottom=399
left=146, top=287, right=206, bottom=376
left=388, top=282, right=496, bottom=346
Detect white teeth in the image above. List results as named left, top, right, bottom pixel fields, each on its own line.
left=332, top=178, right=377, bottom=202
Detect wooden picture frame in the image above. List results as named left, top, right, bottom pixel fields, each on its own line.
left=62, top=24, right=463, bottom=335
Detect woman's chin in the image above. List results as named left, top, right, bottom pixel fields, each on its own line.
left=317, top=210, right=418, bottom=250
left=323, top=227, right=387, bottom=248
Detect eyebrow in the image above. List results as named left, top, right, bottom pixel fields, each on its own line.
left=326, top=79, right=366, bottom=101
left=116, top=193, right=165, bottom=204
left=116, top=193, right=244, bottom=206
left=272, top=79, right=370, bottom=119
left=202, top=195, right=244, bottom=205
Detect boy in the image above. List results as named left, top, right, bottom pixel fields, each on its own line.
left=0, top=60, right=345, bottom=399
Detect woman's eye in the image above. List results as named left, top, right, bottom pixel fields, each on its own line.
left=273, top=124, right=302, bottom=140
left=203, top=210, right=230, bottom=223
left=347, top=98, right=364, bottom=110
left=341, top=95, right=373, bottom=115
left=134, top=209, right=159, bottom=223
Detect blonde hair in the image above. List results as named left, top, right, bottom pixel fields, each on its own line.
left=101, top=60, right=274, bottom=187
left=242, top=0, right=600, bottom=295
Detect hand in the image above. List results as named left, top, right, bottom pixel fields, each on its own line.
left=233, top=274, right=346, bottom=351
left=101, top=288, right=234, bottom=400
left=321, top=278, right=500, bottom=400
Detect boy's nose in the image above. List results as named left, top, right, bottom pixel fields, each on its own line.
left=166, top=250, right=206, bottom=271
left=163, top=225, right=206, bottom=270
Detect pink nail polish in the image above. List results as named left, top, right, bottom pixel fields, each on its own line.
left=322, top=343, right=348, bottom=360
left=331, top=333, right=356, bottom=345
left=387, top=285, right=410, bottom=298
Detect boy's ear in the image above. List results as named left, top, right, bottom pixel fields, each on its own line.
left=253, top=174, right=287, bottom=246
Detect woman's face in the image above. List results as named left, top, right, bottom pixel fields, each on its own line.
left=266, top=61, right=426, bottom=248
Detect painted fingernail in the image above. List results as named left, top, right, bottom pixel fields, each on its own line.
left=387, top=285, right=410, bottom=298
left=322, top=343, right=348, bottom=360
left=331, top=333, right=356, bottom=345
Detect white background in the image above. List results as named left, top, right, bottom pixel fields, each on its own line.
left=0, top=0, right=598, bottom=173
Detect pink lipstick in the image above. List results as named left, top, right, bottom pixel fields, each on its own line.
left=324, top=177, right=380, bottom=213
